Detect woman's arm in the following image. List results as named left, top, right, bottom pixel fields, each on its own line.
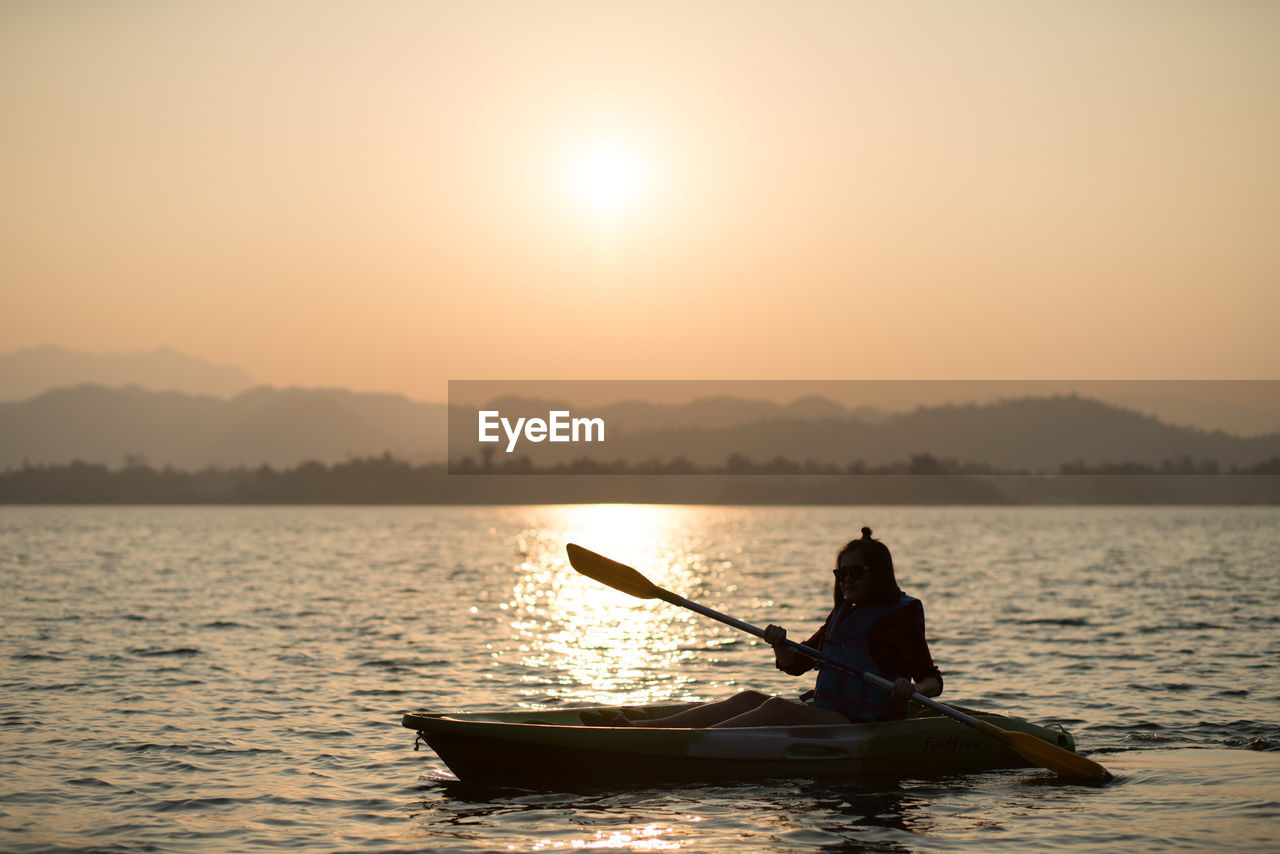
left=874, top=602, right=944, bottom=697
left=765, top=624, right=819, bottom=675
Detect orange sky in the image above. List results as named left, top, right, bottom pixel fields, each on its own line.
left=2, top=1, right=1277, bottom=402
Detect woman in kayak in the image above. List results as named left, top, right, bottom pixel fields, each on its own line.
left=595, top=527, right=942, bottom=728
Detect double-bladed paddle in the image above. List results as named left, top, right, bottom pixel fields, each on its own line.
left=565, top=542, right=1111, bottom=784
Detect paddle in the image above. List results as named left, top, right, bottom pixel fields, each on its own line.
left=566, top=543, right=1112, bottom=784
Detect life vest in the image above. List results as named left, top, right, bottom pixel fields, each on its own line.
left=812, top=594, right=919, bottom=722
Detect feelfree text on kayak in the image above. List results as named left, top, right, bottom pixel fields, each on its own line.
left=477, top=410, right=606, bottom=453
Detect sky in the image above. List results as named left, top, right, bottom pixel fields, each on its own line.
left=2, top=1, right=1277, bottom=403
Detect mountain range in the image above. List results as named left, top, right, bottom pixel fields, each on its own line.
left=0, top=345, right=256, bottom=401
left=3, top=346, right=1278, bottom=472
left=4, top=383, right=1279, bottom=472
left=5, top=346, right=1280, bottom=435
left=0, top=385, right=449, bottom=469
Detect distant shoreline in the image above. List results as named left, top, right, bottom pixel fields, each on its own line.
left=3, top=457, right=1277, bottom=505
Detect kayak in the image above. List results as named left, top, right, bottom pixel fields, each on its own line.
left=402, top=701, right=1079, bottom=789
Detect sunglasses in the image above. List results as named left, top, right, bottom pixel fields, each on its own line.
left=833, top=564, right=870, bottom=581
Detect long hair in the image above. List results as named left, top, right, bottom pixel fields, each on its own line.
left=833, top=526, right=903, bottom=608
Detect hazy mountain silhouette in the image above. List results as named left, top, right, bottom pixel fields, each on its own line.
left=0, top=385, right=447, bottom=469
left=0, top=345, right=257, bottom=401
left=6, top=347, right=1276, bottom=435
left=5, top=385, right=1279, bottom=472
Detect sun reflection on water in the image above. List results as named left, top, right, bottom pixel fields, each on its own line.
left=526, top=822, right=686, bottom=851
left=505, top=505, right=708, bottom=708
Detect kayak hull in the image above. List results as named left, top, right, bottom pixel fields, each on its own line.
left=402, top=702, right=1078, bottom=789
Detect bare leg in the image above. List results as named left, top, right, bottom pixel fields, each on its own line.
left=710, top=695, right=850, bottom=727
left=629, top=690, right=772, bottom=728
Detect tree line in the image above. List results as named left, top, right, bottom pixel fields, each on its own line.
left=2, top=452, right=1278, bottom=504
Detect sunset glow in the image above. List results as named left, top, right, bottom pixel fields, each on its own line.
left=1, top=3, right=1276, bottom=397
left=567, top=141, right=647, bottom=221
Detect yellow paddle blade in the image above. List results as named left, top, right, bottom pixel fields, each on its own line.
left=566, top=543, right=663, bottom=600
left=977, top=721, right=1112, bottom=783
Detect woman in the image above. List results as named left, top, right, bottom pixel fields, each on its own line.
left=596, top=527, right=942, bottom=728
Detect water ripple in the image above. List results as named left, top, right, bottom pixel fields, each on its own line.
left=1, top=505, right=1277, bottom=853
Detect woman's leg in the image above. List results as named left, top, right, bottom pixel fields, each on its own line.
left=630, top=690, right=772, bottom=728
left=710, top=696, right=849, bottom=728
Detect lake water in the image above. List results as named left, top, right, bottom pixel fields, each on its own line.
left=2, top=504, right=1278, bottom=852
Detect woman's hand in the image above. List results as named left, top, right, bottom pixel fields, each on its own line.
left=766, top=624, right=802, bottom=671
left=892, top=676, right=941, bottom=701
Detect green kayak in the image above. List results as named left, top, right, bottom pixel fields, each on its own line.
left=402, top=701, right=1079, bottom=789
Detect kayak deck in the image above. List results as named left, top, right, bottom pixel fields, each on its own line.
left=403, top=701, right=1078, bottom=789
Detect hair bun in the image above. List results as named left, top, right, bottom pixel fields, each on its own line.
left=860, top=526, right=873, bottom=540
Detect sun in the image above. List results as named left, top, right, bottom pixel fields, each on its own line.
left=567, top=141, right=647, bottom=220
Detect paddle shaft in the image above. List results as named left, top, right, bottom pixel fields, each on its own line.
left=659, top=589, right=983, bottom=728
